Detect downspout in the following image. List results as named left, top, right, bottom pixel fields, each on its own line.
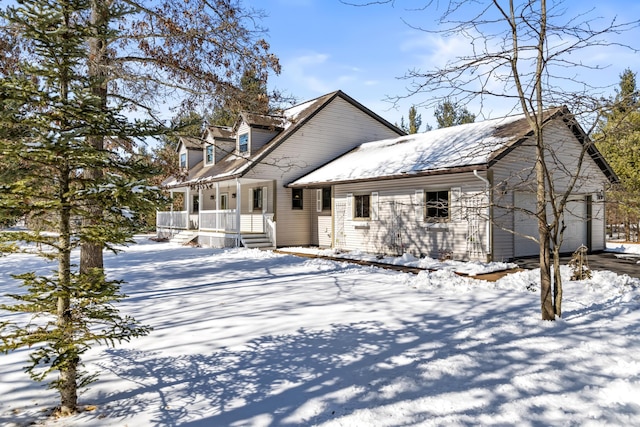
left=473, top=170, right=492, bottom=257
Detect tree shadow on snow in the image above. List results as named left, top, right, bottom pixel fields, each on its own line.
left=85, top=295, right=640, bottom=427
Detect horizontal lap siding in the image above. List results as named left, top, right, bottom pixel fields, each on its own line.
left=334, top=173, right=489, bottom=260
left=251, top=128, right=278, bottom=151
left=491, top=121, right=611, bottom=259
left=247, top=96, right=402, bottom=247
left=317, top=215, right=332, bottom=247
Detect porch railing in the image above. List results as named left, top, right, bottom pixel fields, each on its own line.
left=156, top=211, right=188, bottom=229
left=199, top=209, right=238, bottom=231
left=157, top=209, right=275, bottom=236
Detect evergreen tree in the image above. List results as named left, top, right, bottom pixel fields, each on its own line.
left=0, top=0, right=160, bottom=415
left=434, top=99, right=476, bottom=128
left=596, top=69, right=640, bottom=241
left=76, top=0, right=282, bottom=274
left=398, top=105, right=429, bottom=134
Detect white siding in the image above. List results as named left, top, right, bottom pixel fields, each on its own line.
left=246, top=96, right=402, bottom=247
left=332, top=173, right=490, bottom=260
left=251, top=128, right=278, bottom=152
left=215, top=139, right=235, bottom=163
left=491, top=121, right=611, bottom=259
left=237, top=123, right=251, bottom=155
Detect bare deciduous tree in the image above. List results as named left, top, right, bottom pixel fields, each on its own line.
left=349, top=0, right=638, bottom=319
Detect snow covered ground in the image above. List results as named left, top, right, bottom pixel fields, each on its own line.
left=1, top=237, right=640, bottom=426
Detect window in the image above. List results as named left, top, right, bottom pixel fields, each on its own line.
left=192, top=195, right=199, bottom=213
left=206, top=144, right=214, bottom=164
left=239, top=133, right=249, bottom=153
left=180, top=152, right=187, bottom=168
left=425, top=190, right=449, bottom=220
left=322, top=188, right=331, bottom=211
left=253, top=187, right=263, bottom=210
left=354, top=194, right=370, bottom=219
left=292, top=188, right=303, bottom=210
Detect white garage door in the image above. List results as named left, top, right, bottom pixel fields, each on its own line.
left=514, top=193, right=587, bottom=257
left=561, top=199, right=588, bottom=252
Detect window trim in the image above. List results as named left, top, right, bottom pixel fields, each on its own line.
left=220, top=193, right=228, bottom=210
left=353, top=193, right=371, bottom=220
left=205, top=144, right=214, bottom=165
left=292, top=188, right=303, bottom=210
left=253, top=187, right=263, bottom=211
left=180, top=152, right=187, bottom=169
left=192, top=194, right=199, bottom=213
left=239, top=133, right=249, bottom=153
left=322, top=188, right=331, bottom=211
left=424, top=189, right=450, bottom=222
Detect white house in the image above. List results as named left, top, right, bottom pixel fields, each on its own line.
left=157, top=90, right=405, bottom=248
left=158, top=93, right=616, bottom=261
left=287, top=106, right=617, bottom=261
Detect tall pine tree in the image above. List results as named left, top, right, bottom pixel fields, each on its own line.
left=434, top=99, right=476, bottom=128
left=596, top=69, right=640, bottom=241
left=0, top=0, right=161, bottom=415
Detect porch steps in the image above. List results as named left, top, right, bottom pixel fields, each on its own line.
left=241, top=233, right=274, bottom=249
left=170, top=231, right=199, bottom=245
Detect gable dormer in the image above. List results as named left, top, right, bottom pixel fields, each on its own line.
left=203, top=126, right=234, bottom=166
left=176, top=136, right=203, bottom=170
left=234, top=112, right=285, bottom=156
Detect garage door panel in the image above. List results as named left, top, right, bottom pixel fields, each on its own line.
left=514, top=193, right=587, bottom=257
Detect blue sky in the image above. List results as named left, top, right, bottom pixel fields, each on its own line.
left=245, top=0, right=640, bottom=129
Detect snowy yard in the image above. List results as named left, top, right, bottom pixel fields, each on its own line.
left=1, top=237, right=640, bottom=426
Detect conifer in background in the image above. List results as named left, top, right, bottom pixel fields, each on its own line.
left=596, top=69, right=640, bottom=241
left=0, top=0, right=160, bottom=416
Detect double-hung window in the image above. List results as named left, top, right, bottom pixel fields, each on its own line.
left=180, top=152, right=187, bottom=168
left=239, top=133, right=249, bottom=153
left=322, top=188, right=331, bottom=211
left=292, top=188, right=303, bottom=210
left=354, top=194, right=370, bottom=219
left=205, top=144, right=214, bottom=164
left=425, top=190, right=449, bottom=220
left=253, top=187, right=263, bottom=210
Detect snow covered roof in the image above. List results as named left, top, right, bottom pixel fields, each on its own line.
left=288, top=107, right=582, bottom=187
left=235, top=112, right=286, bottom=131
left=163, top=90, right=403, bottom=189
left=206, top=126, right=234, bottom=140
left=178, top=136, right=202, bottom=151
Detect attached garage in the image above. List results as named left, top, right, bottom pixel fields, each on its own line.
left=514, top=192, right=590, bottom=257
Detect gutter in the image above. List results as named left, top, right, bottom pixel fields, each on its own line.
left=473, top=170, right=492, bottom=255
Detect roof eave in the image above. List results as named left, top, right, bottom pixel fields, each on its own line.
left=287, top=164, right=489, bottom=188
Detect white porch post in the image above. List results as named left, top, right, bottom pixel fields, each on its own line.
left=185, top=187, right=191, bottom=230
left=236, top=178, right=241, bottom=247
left=215, top=182, right=220, bottom=210
left=198, top=186, right=203, bottom=231
left=169, top=190, right=174, bottom=232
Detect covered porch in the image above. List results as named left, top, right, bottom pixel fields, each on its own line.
left=156, top=177, right=276, bottom=248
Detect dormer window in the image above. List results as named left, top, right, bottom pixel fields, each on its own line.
left=239, top=133, right=249, bottom=153
left=205, top=144, right=214, bottom=164
left=180, top=152, right=187, bottom=168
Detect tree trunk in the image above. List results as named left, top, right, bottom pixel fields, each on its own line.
left=539, top=229, right=555, bottom=320
left=535, top=122, right=554, bottom=320
left=57, top=167, right=78, bottom=415
left=553, top=247, right=562, bottom=318
left=80, top=0, right=108, bottom=274
left=624, top=217, right=631, bottom=241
